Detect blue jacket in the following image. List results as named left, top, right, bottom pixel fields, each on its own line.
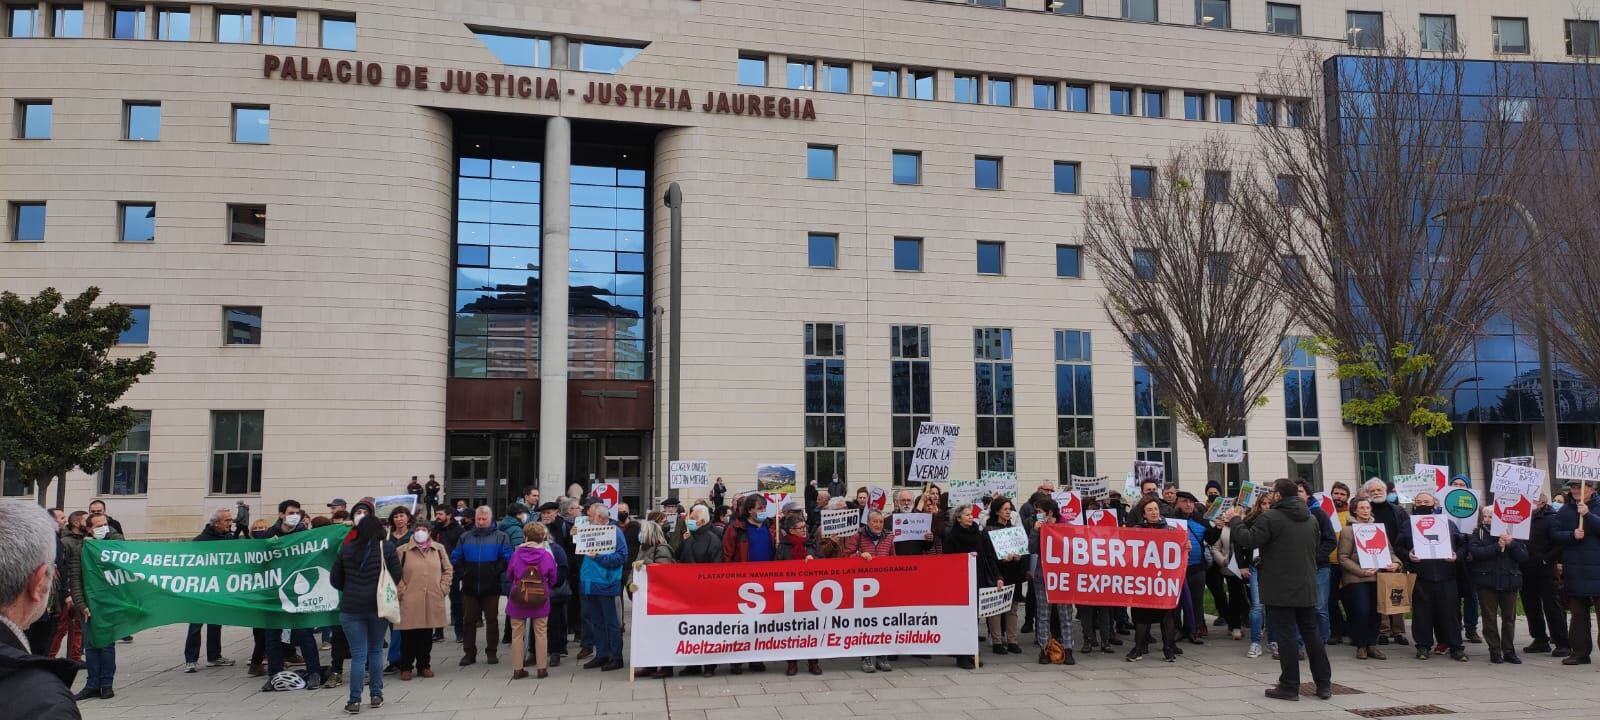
left=1552, top=500, right=1600, bottom=597
left=1181, top=517, right=1207, bottom=567
left=450, top=525, right=513, bottom=596
left=497, top=515, right=526, bottom=545
left=578, top=524, right=628, bottom=597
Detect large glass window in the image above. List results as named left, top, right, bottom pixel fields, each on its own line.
left=870, top=66, right=898, bottom=97
left=1346, top=11, right=1381, bottom=49
left=805, top=323, right=847, bottom=488
left=475, top=31, right=550, bottom=67
left=118, top=305, right=150, bottom=344
left=974, top=156, right=1002, bottom=189
left=1568, top=20, right=1599, bottom=57
left=1204, top=170, right=1230, bottom=202
left=786, top=59, right=815, bottom=90
left=52, top=5, right=82, bottom=36
left=1130, top=166, right=1155, bottom=199
left=1196, top=0, right=1228, bottom=28
left=820, top=62, right=850, bottom=93
left=1493, top=17, right=1529, bottom=54
left=894, top=237, right=922, bottom=272
left=320, top=14, right=354, bottom=50
left=1356, top=426, right=1389, bottom=481
left=1142, top=89, right=1165, bottom=118
left=101, top=410, right=151, bottom=495
left=124, top=101, right=160, bottom=141
left=977, top=242, right=1004, bottom=275
left=987, top=76, right=1014, bottom=106
left=738, top=55, right=767, bottom=86
left=1134, top=361, right=1174, bottom=483
left=10, top=202, right=45, bottom=242
left=954, top=74, right=979, bottom=104
left=808, top=233, right=837, bottom=268
left=157, top=7, right=188, bottom=40
left=975, top=328, right=1015, bottom=474
left=119, top=203, right=155, bottom=242
left=1064, top=83, right=1089, bottom=112
left=892, top=150, right=921, bottom=185
left=1110, top=87, right=1133, bottom=116
left=1053, top=161, right=1080, bottom=194
left=223, top=306, right=261, bottom=345
left=453, top=155, right=541, bottom=379
left=7, top=4, right=35, bottom=36
left=1265, top=3, right=1300, bottom=35
left=806, top=145, right=836, bottom=180
left=1056, top=330, right=1095, bottom=480
left=112, top=5, right=145, bottom=38
left=1283, top=337, right=1319, bottom=437
left=1215, top=94, right=1237, bottom=122
left=232, top=105, right=269, bottom=144
left=891, top=325, right=931, bottom=484
left=1256, top=97, right=1278, bottom=125
left=568, top=158, right=648, bottom=379
left=569, top=40, right=642, bottom=74
left=261, top=10, right=294, bottom=45
left=1033, top=80, right=1056, bottom=110
left=211, top=410, right=263, bottom=495
left=1056, top=245, right=1083, bottom=278
left=18, top=101, right=51, bottom=139
left=1183, top=92, right=1206, bottom=120
left=909, top=69, right=934, bottom=100
left=216, top=9, right=250, bottom=42
left=1122, top=0, right=1156, bottom=22
left=1421, top=14, right=1457, bottom=52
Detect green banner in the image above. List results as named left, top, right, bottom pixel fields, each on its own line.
left=82, top=525, right=346, bottom=647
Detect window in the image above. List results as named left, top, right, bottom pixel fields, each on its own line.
left=118, top=306, right=150, bottom=344
left=101, top=410, right=151, bottom=495
left=976, top=241, right=1004, bottom=275
left=1056, top=245, right=1082, bottom=278
left=1142, top=89, right=1165, bottom=118
left=892, top=150, right=921, bottom=185
left=1122, top=0, right=1156, bottom=22
left=1276, top=175, right=1300, bottom=206
left=1183, top=91, right=1206, bottom=120
left=211, top=410, right=263, bottom=495
left=806, top=145, right=836, bottom=180
left=804, top=323, right=847, bottom=489
left=820, top=61, right=850, bottom=93
left=894, top=237, right=922, bottom=272
left=1421, top=14, right=1457, bottom=52
left=320, top=14, right=354, bottom=50
left=954, top=74, right=979, bottom=104
left=10, top=203, right=44, bottom=242
left=1215, top=94, right=1237, bottom=122
left=1033, top=80, right=1057, bottom=110
left=1109, top=87, right=1133, bottom=116
left=452, top=155, right=546, bottom=379
left=974, top=156, right=1002, bottom=189
left=119, top=203, right=155, bottom=242
left=1132, top=248, right=1158, bottom=280
left=1048, top=0, right=1082, bottom=13
left=1285, top=100, right=1305, bottom=128
left=1279, top=254, right=1306, bottom=285
left=1283, top=337, right=1319, bottom=437
left=1206, top=252, right=1232, bottom=284
left=112, top=5, right=146, bottom=38
left=870, top=66, right=898, bottom=97
left=1203, top=170, right=1230, bottom=202
left=1064, top=83, right=1089, bottom=112
left=1053, top=161, right=1080, bottom=194
left=1130, top=166, right=1155, bottom=199
left=52, top=5, right=82, bottom=37
left=17, top=101, right=51, bottom=139
left=737, top=55, right=767, bottom=86
left=890, top=325, right=932, bottom=485
left=261, top=10, right=293, bottom=45
left=1196, top=0, right=1228, bottom=28
left=7, top=4, right=35, bottom=36
left=1567, top=20, right=1600, bottom=57
left=223, top=306, right=262, bottom=345
left=1255, top=97, right=1277, bottom=125
left=1490, top=17, right=1528, bottom=54
left=124, top=102, right=160, bottom=141
left=987, top=76, right=1014, bottom=106
left=1055, top=330, right=1095, bottom=479
left=909, top=69, right=934, bottom=100
left=807, top=233, right=838, bottom=268
left=975, top=328, right=1015, bottom=474
left=474, top=31, right=550, bottom=67
left=157, top=7, right=189, bottom=40
left=1346, top=11, right=1382, bottom=49
left=569, top=40, right=642, bottom=74
left=1134, top=361, right=1174, bottom=484
left=1265, top=3, right=1299, bottom=35
left=216, top=10, right=251, bottom=43
left=786, top=59, right=815, bottom=90
left=232, top=105, right=269, bottom=144
left=228, top=204, right=266, bottom=243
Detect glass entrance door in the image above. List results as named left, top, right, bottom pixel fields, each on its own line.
left=448, top=433, right=492, bottom=509
left=605, top=455, right=644, bottom=511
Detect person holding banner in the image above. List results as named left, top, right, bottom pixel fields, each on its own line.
left=845, top=510, right=898, bottom=673
left=1027, top=498, right=1076, bottom=665
left=182, top=507, right=238, bottom=674
left=69, top=513, right=121, bottom=702
left=1466, top=508, right=1527, bottom=664
left=330, top=514, right=401, bottom=714
left=576, top=502, right=628, bottom=672
left=1553, top=479, right=1600, bottom=666
left=984, top=498, right=1027, bottom=656
left=1337, top=498, right=1400, bottom=660
left=1406, top=491, right=1466, bottom=662
left=943, top=504, right=999, bottom=669
left=1127, top=497, right=1181, bottom=663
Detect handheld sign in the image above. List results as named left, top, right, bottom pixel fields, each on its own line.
left=1496, top=456, right=1535, bottom=468
left=1410, top=515, right=1452, bottom=561
left=574, top=524, right=618, bottom=556
left=819, top=507, right=859, bottom=538
left=947, top=479, right=984, bottom=507
left=892, top=512, right=933, bottom=540
left=1205, top=497, right=1235, bottom=522
left=982, top=471, right=1018, bottom=499
left=1557, top=447, right=1600, bottom=481
left=1070, top=475, right=1110, bottom=501
left=1207, top=437, right=1245, bottom=464
left=978, top=586, right=1016, bottom=618
left=373, top=494, right=417, bottom=519
left=1134, top=460, right=1166, bottom=486
left=1491, top=462, right=1545, bottom=501
left=1311, top=492, right=1342, bottom=534
left=987, top=526, right=1028, bottom=559
left=589, top=482, right=620, bottom=516
left=1352, top=523, right=1391, bottom=570
left=1414, top=464, right=1450, bottom=492
left=1491, top=493, right=1534, bottom=540
left=906, top=422, right=960, bottom=483
left=1393, top=474, right=1434, bottom=505
left=1443, top=487, right=1480, bottom=534
left=669, top=460, right=710, bottom=490
left=755, top=464, right=797, bottom=493
left=1078, top=508, right=1119, bottom=527
left=1052, top=491, right=1084, bottom=523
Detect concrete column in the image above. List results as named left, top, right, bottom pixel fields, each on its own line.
left=538, top=116, right=571, bottom=498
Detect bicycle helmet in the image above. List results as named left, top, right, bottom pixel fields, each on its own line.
left=270, top=670, right=307, bottom=691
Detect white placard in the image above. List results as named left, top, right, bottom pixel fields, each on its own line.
left=907, top=422, right=960, bottom=483
left=1051, top=491, right=1084, bottom=523
left=1414, top=464, right=1450, bottom=491
left=669, top=460, right=710, bottom=489
left=1078, top=508, right=1120, bottom=527
left=947, top=479, right=985, bottom=507
left=1491, top=493, right=1535, bottom=540
left=982, top=470, right=1018, bottom=499
left=978, top=586, right=1016, bottom=618
left=1393, top=474, right=1435, bottom=505
left=1352, top=523, right=1391, bottom=570
left=1409, top=514, right=1453, bottom=561
left=820, top=507, right=859, bottom=538
left=574, top=524, right=618, bottom=555
left=1496, top=456, right=1535, bottom=468
left=1208, top=437, right=1246, bottom=464
left=987, top=526, right=1028, bottom=559
left=1558, top=447, right=1600, bottom=481
left=1491, top=462, right=1545, bottom=501
left=1070, top=475, right=1110, bottom=501
left=892, top=512, right=933, bottom=540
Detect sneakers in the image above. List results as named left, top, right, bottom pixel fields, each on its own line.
left=860, top=657, right=877, bottom=673
left=184, top=662, right=199, bottom=673
left=1246, top=643, right=1262, bottom=658
left=1231, top=629, right=1243, bottom=641
left=207, top=657, right=236, bottom=667
left=344, top=702, right=361, bottom=715
left=874, top=657, right=892, bottom=672
left=322, top=673, right=343, bottom=689
left=1269, top=641, right=1279, bottom=655
left=1415, top=649, right=1430, bottom=660
left=1450, top=648, right=1468, bottom=662
left=321, top=641, right=332, bottom=651
left=370, top=695, right=384, bottom=710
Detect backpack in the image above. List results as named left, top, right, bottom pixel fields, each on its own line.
left=511, top=558, right=549, bottom=608
left=1044, top=637, right=1066, bottom=664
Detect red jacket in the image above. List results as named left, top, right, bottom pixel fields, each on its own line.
left=845, top=529, right=896, bottom=558
left=722, top=518, right=778, bottom=563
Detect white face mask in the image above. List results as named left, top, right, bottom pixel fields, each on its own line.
left=92, top=525, right=110, bottom=539
left=413, top=529, right=430, bottom=545
left=284, top=513, right=302, bottom=527
left=353, top=512, right=367, bottom=524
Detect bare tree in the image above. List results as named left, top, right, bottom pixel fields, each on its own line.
left=1238, top=40, right=1537, bottom=468
left=1086, top=137, right=1295, bottom=456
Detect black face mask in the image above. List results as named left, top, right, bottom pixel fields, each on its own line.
left=1415, top=505, right=1437, bottom=515
left=618, top=512, right=631, bottom=524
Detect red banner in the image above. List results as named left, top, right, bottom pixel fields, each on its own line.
left=645, top=554, right=971, bottom=616
left=1039, top=523, right=1190, bottom=609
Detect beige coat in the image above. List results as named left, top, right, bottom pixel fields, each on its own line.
left=395, top=540, right=454, bottom=630
left=1336, top=525, right=1399, bottom=586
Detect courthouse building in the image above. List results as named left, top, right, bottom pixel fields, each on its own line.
left=2, top=0, right=1598, bottom=535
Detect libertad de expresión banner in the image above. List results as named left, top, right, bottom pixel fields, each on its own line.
left=629, top=554, right=977, bottom=666
left=1039, top=523, right=1190, bottom=610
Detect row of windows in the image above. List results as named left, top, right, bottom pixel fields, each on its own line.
left=470, top=29, right=643, bottom=74
left=10, top=410, right=265, bottom=497
left=102, top=304, right=262, bottom=346
left=13, top=99, right=268, bottom=142
left=807, top=232, right=1083, bottom=279
left=8, top=200, right=267, bottom=243
left=3, top=3, right=355, bottom=49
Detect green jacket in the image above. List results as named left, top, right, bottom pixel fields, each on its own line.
left=64, top=529, right=123, bottom=611
left=1228, top=495, right=1320, bottom=607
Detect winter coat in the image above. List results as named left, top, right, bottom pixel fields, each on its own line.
left=497, top=515, right=527, bottom=546
left=330, top=538, right=401, bottom=616
left=636, top=544, right=674, bottom=566
left=0, top=624, right=79, bottom=720
left=1525, top=505, right=1562, bottom=567
left=983, top=521, right=1028, bottom=586
left=1467, top=526, right=1528, bottom=592
left=1552, top=500, right=1600, bottom=597
left=1178, top=516, right=1207, bottom=567
left=775, top=534, right=819, bottom=561
left=1369, top=500, right=1410, bottom=555
left=721, top=518, right=778, bottom=563
left=578, top=524, right=628, bottom=597
left=844, top=528, right=896, bottom=558
left=449, top=526, right=513, bottom=597
left=394, top=541, right=453, bottom=630
left=1407, top=510, right=1463, bottom=583
left=944, top=520, right=1001, bottom=586
left=677, top=523, right=724, bottom=564
left=66, top=528, right=122, bottom=613
left=1309, top=507, right=1337, bottom=568
left=192, top=523, right=237, bottom=542
left=1337, top=524, right=1398, bottom=585
left=505, top=543, right=559, bottom=620
left=1229, top=495, right=1320, bottom=607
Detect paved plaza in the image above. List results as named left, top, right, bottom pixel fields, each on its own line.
left=73, top=617, right=1596, bottom=720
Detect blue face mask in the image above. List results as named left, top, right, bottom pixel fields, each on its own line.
left=1551, top=500, right=1565, bottom=512
left=686, top=519, right=700, bottom=531
left=756, top=509, right=770, bottom=522
left=1386, top=493, right=1399, bottom=504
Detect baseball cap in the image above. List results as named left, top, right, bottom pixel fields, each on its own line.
left=327, top=498, right=348, bottom=508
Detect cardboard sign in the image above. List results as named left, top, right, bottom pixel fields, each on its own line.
left=1207, top=437, right=1245, bottom=464
left=947, top=479, right=985, bottom=507
left=1393, top=474, right=1435, bottom=505
left=1352, top=523, right=1391, bottom=570
left=1051, top=491, right=1084, bottom=523
left=892, top=512, right=932, bottom=540
left=1496, top=456, right=1535, bottom=468
left=1557, top=447, right=1600, bottom=481
left=1311, top=493, right=1342, bottom=534
left=982, top=471, right=1018, bottom=499
left=574, top=524, right=618, bottom=555
left=987, top=526, right=1028, bottom=559
left=977, top=585, right=1016, bottom=618
left=1414, top=464, right=1450, bottom=492
left=906, top=422, right=960, bottom=483
left=1410, top=514, right=1453, bottom=561
left=1078, top=508, right=1119, bottom=527
left=820, top=507, right=859, bottom=538
left=1134, top=460, right=1166, bottom=486
left=1070, top=475, right=1110, bottom=501
left=1491, top=493, right=1534, bottom=540
left=1039, top=523, right=1191, bottom=609
left=669, top=460, right=710, bottom=489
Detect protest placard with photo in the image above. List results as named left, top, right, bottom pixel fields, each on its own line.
left=373, top=494, right=416, bottom=519
left=756, top=464, right=797, bottom=493
left=1235, top=480, right=1261, bottom=509
left=906, top=422, right=960, bottom=483
left=1410, top=514, right=1453, bottom=561
left=1134, top=460, right=1166, bottom=486
left=820, top=507, right=859, bottom=538
left=670, top=460, right=710, bottom=489
left=1352, top=523, right=1391, bottom=570
left=892, top=512, right=932, bottom=540
left=1205, top=497, right=1235, bottom=522
left=987, top=526, right=1028, bottom=559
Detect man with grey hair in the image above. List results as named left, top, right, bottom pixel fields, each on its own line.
left=183, top=506, right=238, bottom=673
left=0, top=499, right=81, bottom=719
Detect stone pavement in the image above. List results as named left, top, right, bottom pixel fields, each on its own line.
left=73, top=618, right=1595, bottom=720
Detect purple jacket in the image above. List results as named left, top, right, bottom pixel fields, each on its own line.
left=505, top=543, right=559, bottom=620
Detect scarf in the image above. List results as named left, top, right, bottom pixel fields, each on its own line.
left=859, top=525, right=885, bottom=544
left=785, top=533, right=808, bottom=558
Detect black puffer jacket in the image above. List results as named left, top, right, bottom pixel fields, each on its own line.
left=1467, top=526, right=1528, bottom=592
left=1229, top=495, right=1320, bottom=607
left=676, top=523, right=724, bottom=564
left=330, top=538, right=401, bottom=616
left=0, top=625, right=79, bottom=720
left=1524, top=505, right=1562, bottom=567
left=943, top=520, right=1000, bottom=587
left=1407, top=509, right=1463, bottom=583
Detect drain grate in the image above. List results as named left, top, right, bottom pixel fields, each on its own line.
left=1300, top=682, right=1365, bottom=696
left=1347, top=706, right=1455, bottom=718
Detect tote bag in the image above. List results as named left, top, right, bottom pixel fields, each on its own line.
left=1376, top=571, right=1415, bottom=616
left=376, top=543, right=402, bottom=624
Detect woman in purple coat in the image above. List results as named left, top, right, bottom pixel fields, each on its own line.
left=506, top=521, right=559, bottom=680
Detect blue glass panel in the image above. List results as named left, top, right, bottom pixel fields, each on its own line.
left=808, top=234, right=836, bottom=267
left=618, top=169, right=646, bottom=187
left=490, top=202, right=538, bottom=225
left=738, top=57, right=766, bottom=86
left=572, top=206, right=617, bottom=229
left=489, top=246, right=538, bottom=270
left=119, top=307, right=150, bottom=344
left=121, top=205, right=155, bottom=242
left=893, top=153, right=920, bottom=184
left=460, top=158, right=490, bottom=177
left=616, top=253, right=646, bottom=273
left=458, top=245, right=489, bottom=266
left=894, top=238, right=921, bottom=271
left=572, top=166, right=616, bottom=186
left=572, top=184, right=618, bottom=207
left=492, top=179, right=539, bottom=203
left=1056, top=245, right=1081, bottom=277
left=569, top=272, right=615, bottom=294
left=486, top=269, right=537, bottom=288
left=975, top=364, right=993, bottom=414
left=1055, top=365, right=1073, bottom=415
left=570, top=250, right=615, bottom=273
left=616, top=230, right=645, bottom=252
left=459, top=178, right=492, bottom=200
left=489, top=224, right=538, bottom=247
left=321, top=17, right=355, bottom=50
left=1075, top=365, right=1093, bottom=414
left=458, top=200, right=492, bottom=223
left=616, top=318, right=644, bottom=339
left=126, top=104, right=160, bottom=141
left=614, top=273, right=644, bottom=295
left=996, top=364, right=1014, bottom=414
left=456, top=267, right=491, bottom=291
left=1475, top=336, right=1516, bottom=362
left=491, top=159, right=539, bottom=181
left=617, top=187, right=645, bottom=209
left=571, top=229, right=615, bottom=251
left=616, top=209, right=644, bottom=231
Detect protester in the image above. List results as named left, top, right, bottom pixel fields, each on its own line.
left=497, top=503, right=532, bottom=647
left=1407, top=491, right=1466, bottom=661
left=1128, top=497, right=1180, bottom=663
left=1226, top=478, right=1333, bottom=700
left=451, top=507, right=512, bottom=667
left=47, top=511, right=86, bottom=665
left=942, top=503, right=998, bottom=669
left=406, top=476, right=424, bottom=503
left=73, top=513, right=122, bottom=701
left=1027, top=498, right=1075, bottom=665
left=260, top=500, right=323, bottom=689
left=631, top=520, right=676, bottom=678
left=86, top=500, right=122, bottom=537
left=331, top=515, right=400, bottom=714
left=507, top=521, right=558, bottom=680
left=1296, top=480, right=1339, bottom=644
left=183, top=506, right=237, bottom=673
left=24, top=508, right=67, bottom=656
left=578, top=502, right=627, bottom=672
left=675, top=504, right=723, bottom=677
left=1466, top=507, right=1526, bottom=664
left=394, top=521, right=452, bottom=681
left=1327, top=481, right=1353, bottom=646
left=1173, top=491, right=1209, bottom=644
left=1553, top=478, right=1600, bottom=666
left=1337, top=498, right=1399, bottom=660
left=0, top=500, right=81, bottom=720
left=984, top=497, right=1027, bottom=656
left=1364, top=478, right=1410, bottom=646
left=710, top=477, right=727, bottom=508
left=718, top=495, right=775, bottom=674
left=536, top=502, right=572, bottom=664
left=846, top=509, right=897, bottom=673
left=1201, top=481, right=1232, bottom=637
left=1521, top=491, right=1570, bottom=657
left=245, top=517, right=274, bottom=676
left=424, top=475, right=443, bottom=517
left=382, top=506, right=414, bottom=671
left=1236, top=492, right=1272, bottom=658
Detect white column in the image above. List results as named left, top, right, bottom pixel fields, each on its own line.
left=538, top=116, right=571, bottom=498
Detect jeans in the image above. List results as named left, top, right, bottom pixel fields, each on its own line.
left=266, top=628, right=322, bottom=681
left=1342, top=582, right=1380, bottom=648
left=386, top=625, right=403, bottom=664
left=184, top=624, right=223, bottom=663
left=1522, top=561, right=1569, bottom=646
left=581, top=594, right=623, bottom=660
left=340, top=612, right=388, bottom=704
left=83, top=619, right=116, bottom=690
left=1265, top=605, right=1331, bottom=691
left=1248, top=572, right=1264, bottom=644
left=1180, top=566, right=1205, bottom=635
left=1478, top=588, right=1518, bottom=655
left=1314, top=566, right=1332, bottom=642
